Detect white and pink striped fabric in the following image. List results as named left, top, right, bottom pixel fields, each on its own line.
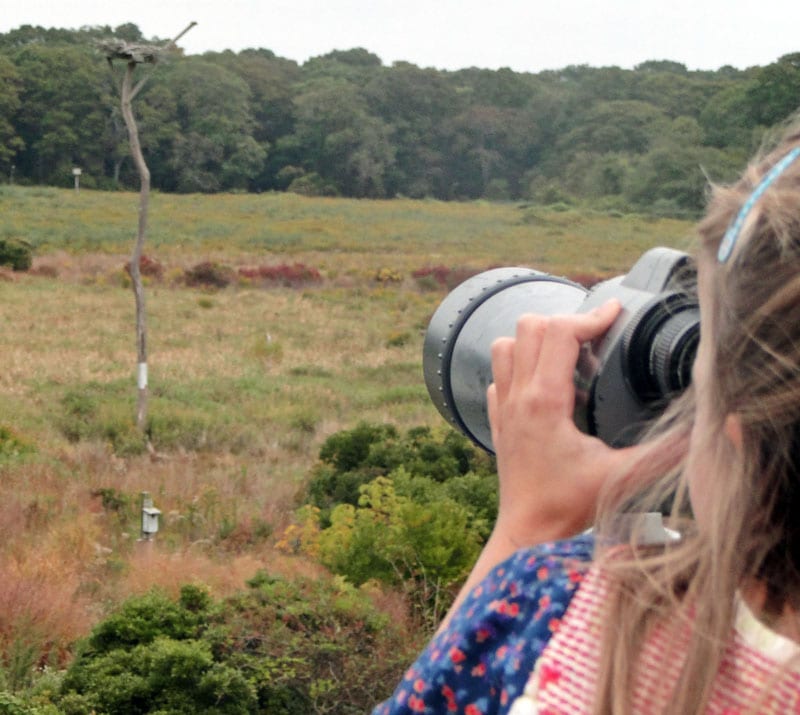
left=509, top=567, right=800, bottom=714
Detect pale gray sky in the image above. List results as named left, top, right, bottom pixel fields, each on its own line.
left=1, top=0, right=798, bottom=73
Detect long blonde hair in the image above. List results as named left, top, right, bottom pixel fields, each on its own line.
left=591, top=125, right=800, bottom=713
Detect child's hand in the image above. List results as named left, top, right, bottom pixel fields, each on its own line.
left=487, top=300, right=635, bottom=547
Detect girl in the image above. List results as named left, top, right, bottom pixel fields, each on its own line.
left=373, top=127, right=800, bottom=713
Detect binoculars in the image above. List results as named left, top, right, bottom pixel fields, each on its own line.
left=423, top=247, right=699, bottom=452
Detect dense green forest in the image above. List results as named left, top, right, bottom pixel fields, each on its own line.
left=1, top=24, right=798, bottom=215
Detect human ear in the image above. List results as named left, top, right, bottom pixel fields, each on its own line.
left=724, top=413, right=744, bottom=452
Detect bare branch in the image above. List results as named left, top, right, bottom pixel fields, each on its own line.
left=129, top=75, right=150, bottom=102
left=166, top=21, right=198, bottom=49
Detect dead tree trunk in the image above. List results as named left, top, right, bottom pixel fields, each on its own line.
left=120, top=62, right=150, bottom=430
left=102, top=22, right=196, bottom=433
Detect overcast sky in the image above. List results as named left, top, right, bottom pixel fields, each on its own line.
left=1, top=0, right=798, bottom=73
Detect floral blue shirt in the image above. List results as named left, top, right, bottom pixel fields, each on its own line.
left=372, top=535, right=594, bottom=715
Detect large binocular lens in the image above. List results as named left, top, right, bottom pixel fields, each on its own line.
left=423, top=247, right=699, bottom=452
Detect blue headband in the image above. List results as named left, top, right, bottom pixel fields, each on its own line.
left=717, top=146, right=800, bottom=263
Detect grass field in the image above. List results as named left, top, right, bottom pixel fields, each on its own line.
left=0, top=186, right=696, bottom=671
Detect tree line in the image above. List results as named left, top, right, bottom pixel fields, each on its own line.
left=1, top=23, right=799, bottom=215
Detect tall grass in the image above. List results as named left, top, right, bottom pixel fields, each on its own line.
left=0, top=186, right=695, bottom=678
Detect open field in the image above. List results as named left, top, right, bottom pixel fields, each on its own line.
left=0, top=187, right=696, bottom=672
left=1, top=185, right=695, bottom=272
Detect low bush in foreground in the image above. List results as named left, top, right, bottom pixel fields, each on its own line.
left=286, top=422, right=498, bottom=626
left=38, top=575, right=412, bottom=714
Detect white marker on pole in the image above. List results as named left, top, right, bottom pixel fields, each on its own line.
left=137, top=362, right=148, bottom=390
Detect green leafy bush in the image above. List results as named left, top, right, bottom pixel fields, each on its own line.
left=308, top=422, right=494, bottom=520
left=316, top=476, right=484, bottom=626
left=60, top=639, right=254, bottom=714
left=0, top=691, right=30, bottom=715
left=56, top=577, right=411, bottom=714
left=84, top=586, right=210, bottom=653
left=297, top=422, right=498, bottom=625
left=0, top=239, right=32, bottom=271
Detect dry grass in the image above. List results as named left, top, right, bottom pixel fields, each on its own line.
left=0, top=187, right=695, bottom=669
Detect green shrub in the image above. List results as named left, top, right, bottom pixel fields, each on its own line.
left=205, top=571, right=411, bottom=713
left=317, top=421, right=399, bottom=474
left=184, top=262, right=235, bottom=289
left=308, top=422, right=494, bottom=521
left=0, top=239, right=32, bottom=271
left=316, top=476, right=483, bottom=626
left=298, top=423, right=497, bottom=623
left=85, top=586, right=210, bottom=654
left=0, top=426, right=35, bottom=459
left=286, top=172, right=339, bottom=197
left=0, top=691, right=29, bottom=715
left=57, top=575, right=411, bottom=715
left=59, top=586, right=255, bottom=714
left=391, top=468, right=498, bottom=541
left=61, top=639, right=255, bottom=714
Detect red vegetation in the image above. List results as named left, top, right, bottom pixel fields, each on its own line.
left=125, top=254, right=164, bottom=281
left=238, top=262, right=322, bottom=287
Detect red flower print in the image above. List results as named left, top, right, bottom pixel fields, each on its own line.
left=407, top=694, right=426, bottom=712
left=413, top=679, right=426, bottom=693
left=449, top=647, right=466, bottom=664
left=539, top=663, right=562, bottom=688
left=465, top=704, right=484, bottom=715
left=490, top=599, right=521, bottom=617
left=568, top=569, right=582, bottom=583
left=471, top=662, right=487, bottom=677
left=548, top=617, right=561, bottom=633
left=539, top=594, right=551, bottom=610
left=441, top=685, right=457, bottom=712
left=476, top=628, right=490, bottom=643
left=537, top=565, right=549, bottom=580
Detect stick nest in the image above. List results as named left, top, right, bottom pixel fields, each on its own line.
left=99, top=40, right=166, bottom=64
